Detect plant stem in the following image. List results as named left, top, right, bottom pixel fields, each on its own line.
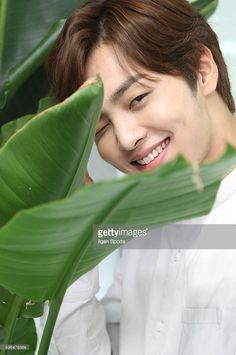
left=0, top=295, right=24, bottom=355
left=37, top=287, right=67, bottom=355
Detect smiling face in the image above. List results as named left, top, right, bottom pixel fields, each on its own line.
left=85, top=44, right=219, bottom=174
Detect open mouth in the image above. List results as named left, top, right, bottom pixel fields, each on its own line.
left=131, top=137, right=170, bottom=170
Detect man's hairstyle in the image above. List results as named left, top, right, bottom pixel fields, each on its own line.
left=46, top=0, right=235, bottom=113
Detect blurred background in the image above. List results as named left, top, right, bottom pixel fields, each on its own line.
left=90, top=0, right=236, bottom=299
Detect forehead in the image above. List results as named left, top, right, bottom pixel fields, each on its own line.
left=86, top=44, right=135, bottom=93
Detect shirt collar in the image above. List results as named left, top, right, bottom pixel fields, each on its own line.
left=213, top=167, right=236, bottom=208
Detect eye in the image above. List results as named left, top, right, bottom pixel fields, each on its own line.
left=95, top=124, right=109, bottom=138
left=129, top=93, right=149, bottom=110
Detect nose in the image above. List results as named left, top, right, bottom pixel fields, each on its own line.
left=114, top=116, right=147, bottom=151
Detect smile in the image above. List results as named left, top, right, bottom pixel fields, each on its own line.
left=136, top=138, right=170, bottom=166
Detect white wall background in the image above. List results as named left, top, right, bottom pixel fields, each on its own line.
left=209, top=0, right=236, bottom=99
left=88, top=0, right=236, bottom=299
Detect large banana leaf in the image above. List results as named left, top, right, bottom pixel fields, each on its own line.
left=0, top=77, right=103, bottom=354
left=0, top=146, right=236, bottom=354
left=0, top=0, right=86, bottom=119
left=0, top=147, right=236, bottom=301
left=0, top=78, right=103, bottom=227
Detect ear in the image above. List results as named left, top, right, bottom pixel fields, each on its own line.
left=197, top=46, right=218, bottom=96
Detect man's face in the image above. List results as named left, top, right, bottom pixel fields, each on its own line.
left=85, top=44, right=214, bottom=174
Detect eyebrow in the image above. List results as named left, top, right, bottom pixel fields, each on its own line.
left=109, top=74, right=144, bottom=104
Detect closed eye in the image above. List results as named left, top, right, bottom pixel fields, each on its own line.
left=129, top=93, right=149, bottom=110
left=95, top=124, right=109, bottom=137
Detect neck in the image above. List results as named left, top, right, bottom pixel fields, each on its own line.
left=205, top=92, right=236, bottom=162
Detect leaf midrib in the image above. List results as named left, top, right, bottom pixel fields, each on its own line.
left=51, top=181, right=138, bottom=299
left=0, top=0, right=8, bottom=74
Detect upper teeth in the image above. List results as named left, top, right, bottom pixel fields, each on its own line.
left=137, top=138, right=170, bottom=165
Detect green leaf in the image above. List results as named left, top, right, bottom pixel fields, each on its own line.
left=0, top=115, right=34, bottom=148
left=0, top=146, right=235, bottom=302
left=0, top=318, right=37, bottom=355
left=0, top=77, right=103, bottom=227
left=0, top=286, right=43, bottom=325
left=0, top=293, right=24, bottom=355
left=0, top=96, right=55, bottom=147
left=191, top=0, right=219, bottom=17
left=20, top=301, right=44, bottom=320
left=0, top=66, right=51, bottom=125
left=0, top=22, right=60, bottom=124
left=4, top=145, right=236, bottom=355
left=0, top=286, right=14, bottom=326
left=0, top=19, right=64, bottom=110
left=0, top=0, right=87, bottom=112
left=0, top=286, right=41, bottom=355
left=36, top=97, right=55, bottom=114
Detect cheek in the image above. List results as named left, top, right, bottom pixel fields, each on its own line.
left=153, top=86, right=197, bottom=126
left=148, top=97, right=182, bottom=130
left=96, top=137, right=117, bottom=163
left=96, top=141, right=109, bottom=161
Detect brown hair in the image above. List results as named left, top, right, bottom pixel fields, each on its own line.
left=46, top=0, right=235, bottom=113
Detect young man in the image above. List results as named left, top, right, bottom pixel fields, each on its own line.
left=37, top=0, right=236, bottom=354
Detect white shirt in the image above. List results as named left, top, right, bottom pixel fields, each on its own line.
left=35, top=168, right=236, bottom=355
